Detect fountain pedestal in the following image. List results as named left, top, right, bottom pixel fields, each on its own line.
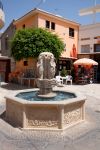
left=37, top=79, right=56, bottom=97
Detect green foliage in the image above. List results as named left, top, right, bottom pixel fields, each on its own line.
left=11, top=28, right=64, bottom=61
left=60, top=68, right=68, bottom=77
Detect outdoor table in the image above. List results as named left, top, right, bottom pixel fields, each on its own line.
left=61, top=77, right=66, bottom=84
left=61, top=76, right=72, bottom=85
left=20, top=77, right=35, bottom=87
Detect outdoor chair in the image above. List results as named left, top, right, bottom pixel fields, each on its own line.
left=65, top=75, right=72, bottom=85
left=55, top=75, right=63, bottom=85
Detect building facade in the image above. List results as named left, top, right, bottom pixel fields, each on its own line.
left=1, top=8, right=79, bottom=77
left=1, top=20, right=16, bottom=57
left=78, top=23, right=100, bottom=82
left=14, top=8, right=79, bottom=58
left=14, top=8, right=79, bottom=73
left=1, top=20, right=16, bottom=72
left=0, top=1, right=10, bottom=82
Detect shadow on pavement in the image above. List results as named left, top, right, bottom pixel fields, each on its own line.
left=1, top=83, right=31, bottom=91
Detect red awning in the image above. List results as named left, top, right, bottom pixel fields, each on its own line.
left=61, top=49, right=77, bottom=60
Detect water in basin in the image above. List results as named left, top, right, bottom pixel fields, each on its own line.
left=16, top=91, right=76, bottom=101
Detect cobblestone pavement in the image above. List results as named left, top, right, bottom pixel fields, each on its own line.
left=0, top=83, right=100, bottom=150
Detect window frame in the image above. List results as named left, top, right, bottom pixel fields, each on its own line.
left=23, top=60, right=28, bottom=66
left=22, top=24, right=25, bottom=29
left=69, top=28, right=74, bottom=38
left=81, top=44, right=90, bottom=53
left=51, top=22, right=55, bottom=30
left=45, top=20, right=50, bottom=29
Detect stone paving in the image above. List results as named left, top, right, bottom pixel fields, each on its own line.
left=0, top=82, right=100, bottom=150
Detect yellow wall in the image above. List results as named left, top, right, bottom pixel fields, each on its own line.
left=15, top=58, right=37, bottom=73
left=15, top=14, right=38, bottom=29
left=38, top=13, right=79, bottom=56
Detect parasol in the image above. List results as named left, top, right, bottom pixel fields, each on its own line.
left=73, top=58, right=98, bottom=66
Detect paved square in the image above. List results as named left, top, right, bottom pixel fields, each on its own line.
left=0, top=83, right=100, bottom=150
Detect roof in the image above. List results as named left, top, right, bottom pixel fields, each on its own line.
left=14, top=8, right=80, bottom=27
left=60, top=56, right=77, bottom=60
left=60, top=51, right=77, bottom=60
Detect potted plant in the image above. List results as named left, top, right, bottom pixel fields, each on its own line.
left=60, top=68, right=67, bottom=77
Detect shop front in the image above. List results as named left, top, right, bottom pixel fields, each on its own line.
left=56, top=57, right=76, bottom=76
left=73, top=58, right=98, bottom=84
left=78, top=53, right=100, bottom=83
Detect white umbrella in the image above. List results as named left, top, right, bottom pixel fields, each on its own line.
left=73, top=58, right=98, bottom=66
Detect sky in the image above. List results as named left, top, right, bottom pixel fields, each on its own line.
left=1, top=0, right=100, bottom=32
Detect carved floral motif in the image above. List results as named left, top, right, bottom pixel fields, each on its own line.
left=64, top=108, right=81, bottom=125
left=28, top=120, right=58, bottom=128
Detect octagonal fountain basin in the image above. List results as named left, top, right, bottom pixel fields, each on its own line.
left=5, top=89, right=86, bottom=130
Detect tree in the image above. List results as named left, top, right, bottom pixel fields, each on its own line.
left=11, top=28, right=64, bottom=61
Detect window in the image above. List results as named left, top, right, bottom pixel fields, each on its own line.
left=58, top=60, right=71, bottom=71
left=81, top=45, right=90, bottom=53
left=22, top=24, right=25, bottom=29
left=23, top=61, right=28, bottom=66
left=69, top=28, right=74, bottom=37
left=94, top=44, right=100, bottom=52
left=45, top=20, right=56, bottom=30
left=51, top=22, right=55, bottom=30
left=45, top=20, right=50, bottom=29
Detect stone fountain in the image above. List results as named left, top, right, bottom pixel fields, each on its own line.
left=36, top=52, right=56, bottom=97
left=5, top=52, right=86, bottom=130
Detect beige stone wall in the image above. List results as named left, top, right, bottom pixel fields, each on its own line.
left=64, top=101, right=84, bottom=128
left=79, top=23, right=100, bottom=53
left=26, top=105, right=59, bottom=128
left=15, top=58, right=37, bottom=72
left=6, top=97, right=85, bottom=130
left=6, top=99, right=23, bottom=127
